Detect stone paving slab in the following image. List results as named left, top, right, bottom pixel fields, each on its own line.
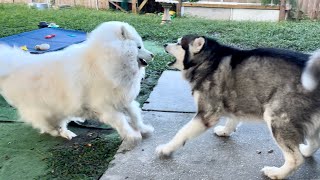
left=101, top=111, right=320, bottom=180
left=102, top=70, right=320, bottom=180
left=142, top=71, right=196, bottom=113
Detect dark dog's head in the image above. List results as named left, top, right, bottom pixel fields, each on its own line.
left=164, top=35, right=220, bottom=70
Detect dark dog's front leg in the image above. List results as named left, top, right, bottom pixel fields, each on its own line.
left=156, top=112, right=218, bottom=157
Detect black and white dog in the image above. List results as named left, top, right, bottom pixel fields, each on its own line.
left=157, top=35, right=320, bottom=179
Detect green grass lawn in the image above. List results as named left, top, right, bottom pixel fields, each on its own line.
left=1, top=3, right=320, bottom=179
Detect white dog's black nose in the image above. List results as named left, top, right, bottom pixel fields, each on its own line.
left=164, top=44, right=168, bottom=48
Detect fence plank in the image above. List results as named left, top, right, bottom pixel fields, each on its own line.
left=297, top=0, right=320, bottom=19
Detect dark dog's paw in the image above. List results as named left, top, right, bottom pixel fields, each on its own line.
left=156, top=144, right=174, bottom=158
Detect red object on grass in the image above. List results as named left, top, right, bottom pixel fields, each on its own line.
left=45, top=34, right=56, bottom=39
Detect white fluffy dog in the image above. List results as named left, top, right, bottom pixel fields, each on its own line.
left=0, top=21, right=154, bottom=149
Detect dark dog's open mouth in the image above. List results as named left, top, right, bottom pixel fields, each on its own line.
left=139, top=58, right=148, bottom=67
left=167, top=59, right=176, bottom=67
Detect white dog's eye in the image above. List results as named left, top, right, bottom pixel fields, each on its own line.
left=177, top=43, right=181, bottom=46
left=138, top=46, right=141, bottom=49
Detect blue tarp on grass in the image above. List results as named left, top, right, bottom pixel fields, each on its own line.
left=0, top=28, right=87, bottom=54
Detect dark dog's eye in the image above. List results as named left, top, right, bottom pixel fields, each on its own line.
left=138, top=46, right=141, bottom=49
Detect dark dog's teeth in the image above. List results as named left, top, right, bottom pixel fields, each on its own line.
left=167, top=60, right=176, bottom=66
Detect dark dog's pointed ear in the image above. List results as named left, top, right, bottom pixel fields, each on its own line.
left=120, top=25, right=130, bottom=40
left=192, top=37, right=205, bottom=53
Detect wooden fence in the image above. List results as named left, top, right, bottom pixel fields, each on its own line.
left=1, top=0, right=320, bottom=19
left=0, top=0, right=110, bottom=9
left=56, top=0, right=109, bottom=9
left=297, top=0, right=320, bottom=19
left=197, top=0, right=320, bottom=19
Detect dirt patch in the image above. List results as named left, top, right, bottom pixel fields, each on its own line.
left=42, top=123, right=121, bottom=180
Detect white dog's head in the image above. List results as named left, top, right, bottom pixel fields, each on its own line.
left=88, top=21, right=154, bottom=67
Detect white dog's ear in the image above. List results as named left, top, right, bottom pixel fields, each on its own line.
left=120, top=25, right=130, bottom=40
left=191, top=37, right=205, bottom=53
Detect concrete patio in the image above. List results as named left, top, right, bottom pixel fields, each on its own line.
left=101, top=71, right=320, bottom=180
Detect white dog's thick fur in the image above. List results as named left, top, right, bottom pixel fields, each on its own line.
left=0, top=21, right=154, bottom=149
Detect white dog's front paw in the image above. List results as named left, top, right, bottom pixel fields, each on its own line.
left=60, top=129, right=77, bottom=140
left=156, top=144, right=174, bottom=158
left=261, top=166, right=286, bottom=179
left=119, top=131, right=142, bottom=152
left=214, top=125, right=233, bottom=137
left=70, top=117, right=85, bottom=123
left=140, top=124, right=154, bottom=137
left=299, top=144, right=312, bottom=157
left=47, top=130, right=59, bottom=137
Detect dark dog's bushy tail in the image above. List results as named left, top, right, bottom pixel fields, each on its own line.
left=302, top=49, right=320, bottom=91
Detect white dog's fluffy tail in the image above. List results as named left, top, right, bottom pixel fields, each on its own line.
left=0, top=44, right=34, bottom=77
left=0, top=44, right=31, bottom=87
left=302, top=49, right=320, bottom=91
